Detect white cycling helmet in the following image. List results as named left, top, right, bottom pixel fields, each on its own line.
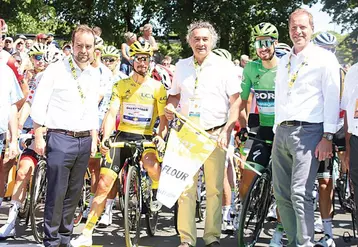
left=44, top=45, right=63, bottom=64
left=313, top=32, right=337, bottom=47
left=275, top=43, right=291, bottom=58
left=151, top=64, right=173, bottom=90
left=28, top=43, right=47, bottom=56
left=102, top=45, right=121, bottom=58
left=212, top=48, right=232, bottom=61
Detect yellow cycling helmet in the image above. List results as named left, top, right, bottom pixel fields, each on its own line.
left=129, top=41, right=153, bottom=57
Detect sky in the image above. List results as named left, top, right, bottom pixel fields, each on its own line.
left=302, top=2, right=346, bottom=34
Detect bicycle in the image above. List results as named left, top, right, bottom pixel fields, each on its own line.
left=29, top=152, right=47, bottom=243
left=104, top=138, right=161, bottom=247
left=237, top=135, right=274, bottom=247
left=73, top=168, right=92, bottom=227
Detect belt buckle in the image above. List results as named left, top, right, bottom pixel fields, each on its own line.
left=282, top=121, right=293, bottom=127
left=73, top=131, right=80, bottom=138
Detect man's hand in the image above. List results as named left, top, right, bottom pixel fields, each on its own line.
left=34, top=135, right=46, bottom=156
left=100, top=139, right=110, bottom=156
left=234, top=127, right=248, bottom=147
left=315, top=138, right=333, bottom=161
left=217, top=128, right=231, bottom=149
left=153, top=136, right=166, bottom=152
left=90, top=139, right=97, bottom=157
left=164, top=104, right=175, bottom=121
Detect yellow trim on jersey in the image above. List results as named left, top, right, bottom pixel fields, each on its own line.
left=100, top=167, right=118, bottom=180
left=110, top=76, right=167, bottom=136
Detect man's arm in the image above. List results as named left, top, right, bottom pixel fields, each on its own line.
left=238, top=100, right=248, bottom=129
left=18, top=102, right=31, bottom=130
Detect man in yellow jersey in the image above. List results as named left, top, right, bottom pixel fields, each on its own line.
left=70, top=40, right=168, bottom=247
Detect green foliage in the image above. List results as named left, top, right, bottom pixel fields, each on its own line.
left=157, top=41, right=183, bottom=63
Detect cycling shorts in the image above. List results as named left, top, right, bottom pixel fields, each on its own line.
left=246, top=126, right=274, bottom=171
left=317, top=159, right=333, bottom=180
left=100, top=131, right=154, bottom=179
left=19, top=148, right=40, bottom=165
left=333, top=126, right=345, bottom=150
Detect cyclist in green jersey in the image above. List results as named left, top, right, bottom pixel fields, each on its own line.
left=236, top=22, right=283, bottom=247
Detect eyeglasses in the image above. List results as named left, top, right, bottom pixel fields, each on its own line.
left=34, top=55, right=44, bottom=61
left=5, top=40, right=12, bottom=44
left=17, top=42, right=24, bottom=45
left=134, top=56, right=150, bottom=63
left=102, top=57, right=116, bottom=63
left=254, top=39, right=275, bottom=49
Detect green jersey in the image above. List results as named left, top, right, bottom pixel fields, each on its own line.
left=241, top=60, right=277, bottom=127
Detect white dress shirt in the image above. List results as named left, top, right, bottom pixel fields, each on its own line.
left=341, top=62, right=358, bottom=136
left=0, top=64, right=23, bottom=134
left=168, top=52, right=241, bottom=129
left=274, top=43, right=340, bottom=133
left=31, top=56, right=100, bottom=131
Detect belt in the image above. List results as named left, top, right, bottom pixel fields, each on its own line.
left=205, top=122, right=226, bottom=132
left=280, top=121, right=316, bottom=127
left=48, top=129, right=91, bottom=138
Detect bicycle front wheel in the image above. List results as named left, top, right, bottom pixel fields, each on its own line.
left=238, top=173, right=272, bottom=247
left=30, top=160, right=47, bottom=243
left=124, top=166, right=141, bottom=247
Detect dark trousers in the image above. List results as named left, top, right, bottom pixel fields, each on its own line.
left=349, top=135, right=358, bottom=226
left=43, top=132, right=91, bottom=247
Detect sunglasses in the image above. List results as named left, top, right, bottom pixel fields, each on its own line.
left=254, top=39, right=275, bottom=49
left=34, top=55, right=44, bottom=61
left=5, top=40, right=12, bottom=43
left=134, top=56, right=150, bottom=62
left=102, top=57, right=116, bottom=63
left=1, top=34, right=5, bottom=41
left=17, top=42, right=24, bottom=45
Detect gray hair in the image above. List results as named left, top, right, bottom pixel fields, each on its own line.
left=186, top=21, right=218, bottom=49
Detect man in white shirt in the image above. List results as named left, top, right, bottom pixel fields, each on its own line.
left=31, top=25, right=100, bottom=247
left=273, top=9, right=340, bottom=247
left=165, top=21, right=242, bottom=247
left=341, top=61, right=358, bottom=229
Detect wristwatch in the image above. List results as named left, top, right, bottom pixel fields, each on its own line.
left=323, top=133, right=333, bottom=141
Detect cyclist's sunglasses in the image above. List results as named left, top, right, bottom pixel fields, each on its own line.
left=254, top=39, right=275, bottom=49
left=102, top=57, right=116, bottom=63
left=34, top=55, right=44, bottom=61
left=134, top=55, right=150, bottom=63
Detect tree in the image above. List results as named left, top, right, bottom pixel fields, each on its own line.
left=320, top=0, right=358, bottom=62
left=155, top=0, right=316, bottom=58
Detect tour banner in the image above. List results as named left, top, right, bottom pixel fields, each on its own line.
left=157, top=107, right=217, bottom=208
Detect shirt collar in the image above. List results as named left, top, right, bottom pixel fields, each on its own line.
left=291, top=42, right=314, bottom=59
left=70, top=55, right=91, bottom=72
left=189, top=52, right=215, bottom=67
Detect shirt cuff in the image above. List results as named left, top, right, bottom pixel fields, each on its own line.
left=324, top=123, right=337, bottom=134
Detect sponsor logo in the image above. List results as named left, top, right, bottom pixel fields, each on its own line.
left=255, top=92, right=275, bottom=100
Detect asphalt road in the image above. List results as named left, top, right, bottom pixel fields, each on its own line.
left=0, top=199, right=358, bottom=247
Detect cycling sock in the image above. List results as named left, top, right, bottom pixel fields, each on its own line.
left=222, top=205, right=231, bottom=221
left=322, top=218, right=333, bottom=237
left=7, top=200, right=21, bottom=224
left=276, top=222, right=284, bottom=232
left=83, top=215, right=98, bottom=237
left=230, top=189, right=236, bottom=210
left=151, top=180, right=159, bottom=190
left=104, top=199, right=114, bottom=215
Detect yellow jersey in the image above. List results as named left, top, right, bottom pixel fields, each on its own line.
left=110, top=76, right=167, bottom=136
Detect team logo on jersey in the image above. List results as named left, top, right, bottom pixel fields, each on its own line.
left=255, top=91, right=275, bottom=100
left=141, top=93, right=154, bottom=99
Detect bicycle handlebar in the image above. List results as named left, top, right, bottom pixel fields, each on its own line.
left=103, top=139, right=156, bottom=149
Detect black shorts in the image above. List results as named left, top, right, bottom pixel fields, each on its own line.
left=317, top=159, right=333, bottom=179
left=248, top=113, right=260, bottom=134
left=246, top=126, right=274, bottom=170
left=333, top=126, right=345, bottom=150
left=101, top=131, right=152, bottom=176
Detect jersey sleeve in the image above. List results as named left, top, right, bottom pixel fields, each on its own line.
left=240, top=65, right=252, bottom=100
left=109, top=79, right=122, bottom=109
left=155, top=83, right=167, bottom=116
